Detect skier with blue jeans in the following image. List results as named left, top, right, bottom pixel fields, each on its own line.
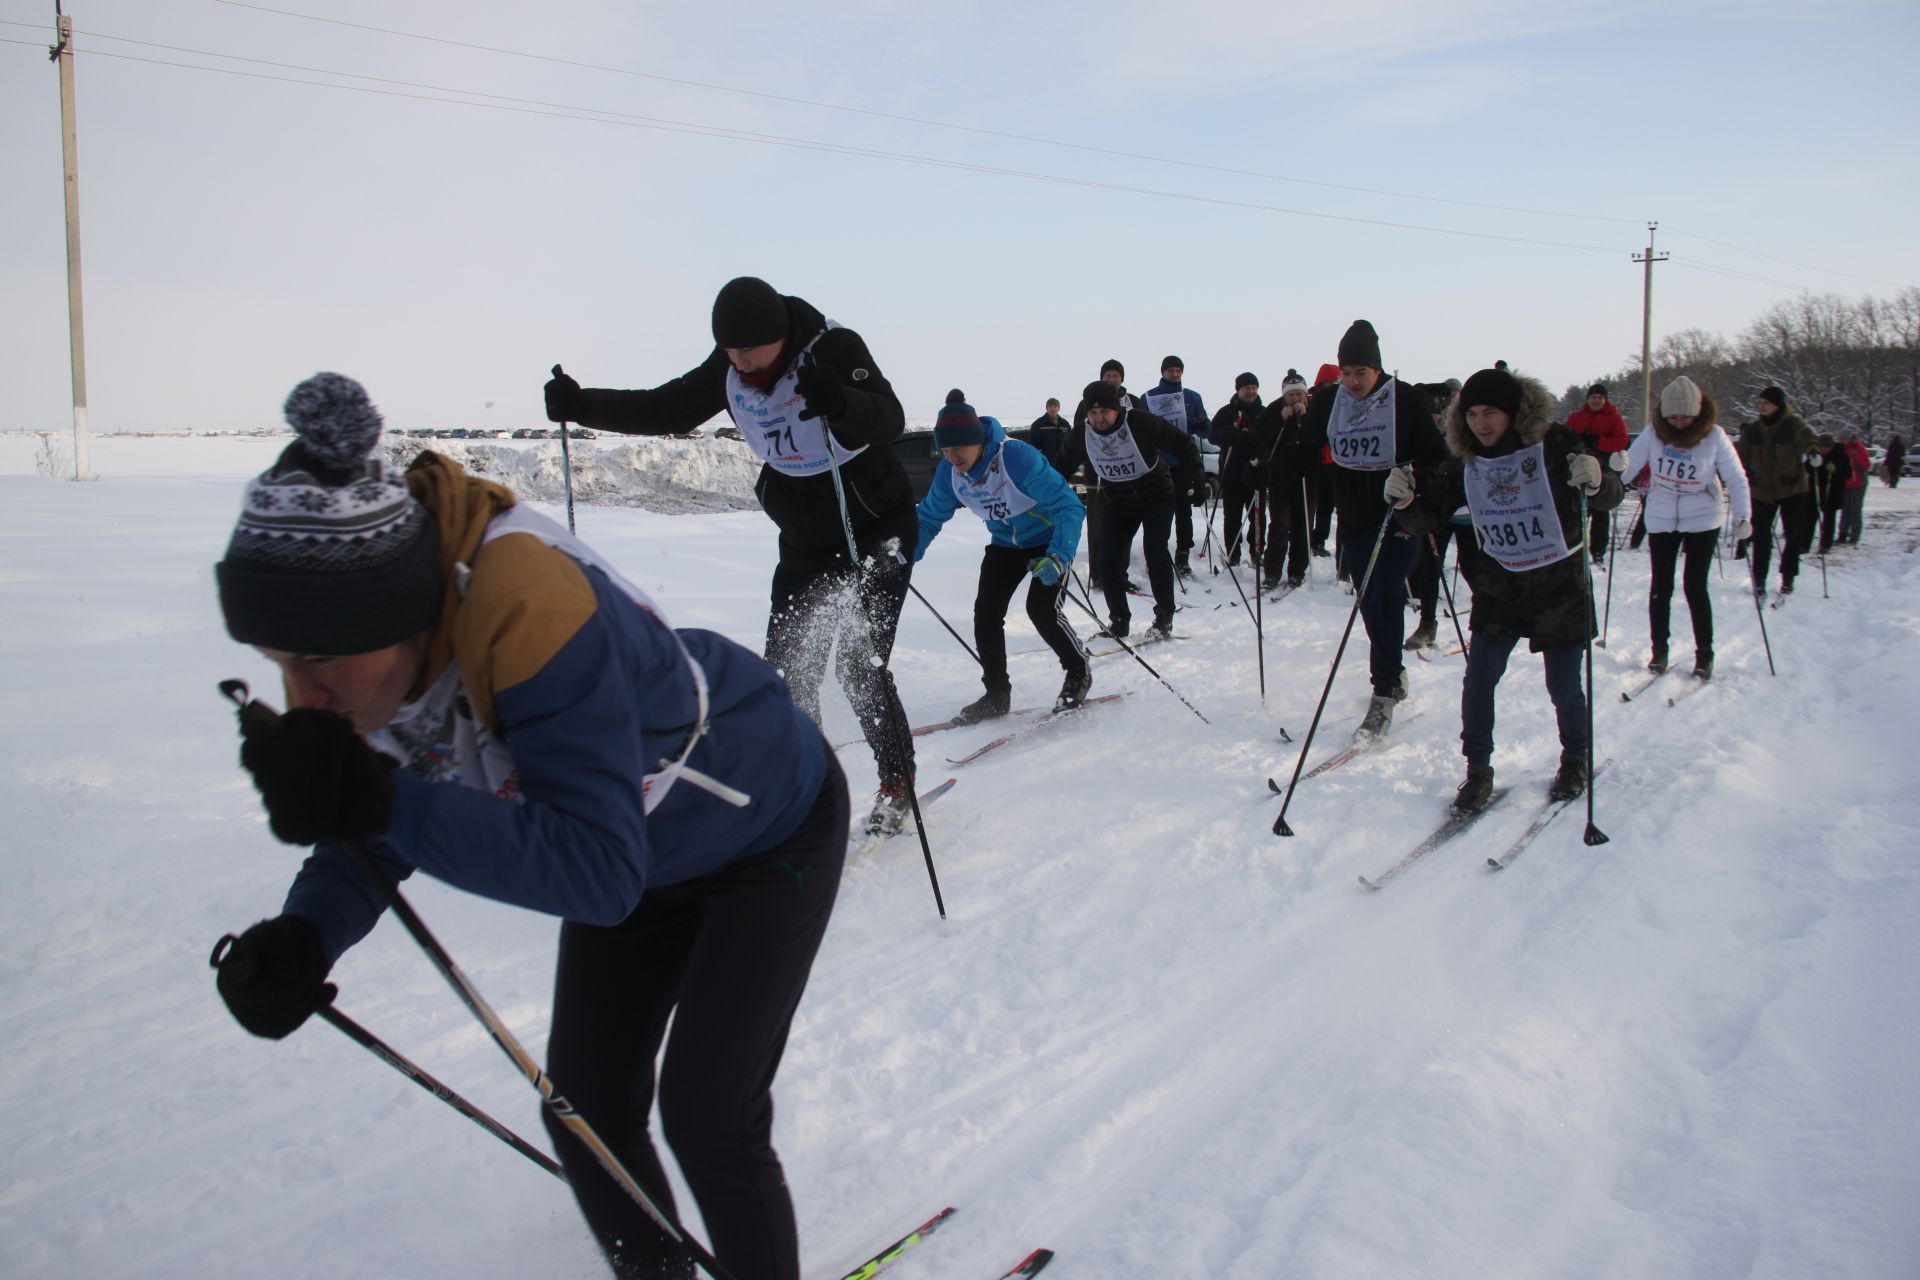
left=915, top=391, right=1090, bottom=720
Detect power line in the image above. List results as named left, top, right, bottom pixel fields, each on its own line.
left=204, top=0, right=1643, bottom=228
left=1665, top=226, right=1906, bottom=291
left=0, top=37, right=1632, bottom=256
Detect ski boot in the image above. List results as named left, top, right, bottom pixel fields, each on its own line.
left=1104, top=615, right=1130, bottom=640
left=952, top=688, right=1011, bottom=725
left=1147, top=609, right=1176, bottom=642
left=863, top=775, right=913, bottom=837
left=1548, top=751, right=1588, bottom=803
left=1647, top=648, right=1669, bottom=675
left=1453, top=765, right=1495, bottom=814
left=1053, top=667, right=1093, bottom=713
left=1354, top=694, right=1395, bottom=742
left=1403, top=617, right=1438, bottom=650
left=1692, top=654, right=1714, bottom=681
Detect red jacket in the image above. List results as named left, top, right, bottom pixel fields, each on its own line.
left=1844, top=439, right=1870, bottom=490
left=1566, top=401, right=1630, bottom=453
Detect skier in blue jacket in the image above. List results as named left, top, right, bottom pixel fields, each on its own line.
left=916, top=390, right=1090, bottom=720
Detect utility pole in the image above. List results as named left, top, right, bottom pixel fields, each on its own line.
left=50, top=2, right=90, bottom=480
left=1632, top=222, right=1668, bottom=431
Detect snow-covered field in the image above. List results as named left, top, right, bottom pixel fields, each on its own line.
left=3, top=435, right=1918, bottom=1279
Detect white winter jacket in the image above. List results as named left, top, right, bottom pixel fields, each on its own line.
left=1625, top=421, right=1751, bottom=534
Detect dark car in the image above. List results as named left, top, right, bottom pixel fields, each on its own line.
left=891, top=429, right=941, bottom=501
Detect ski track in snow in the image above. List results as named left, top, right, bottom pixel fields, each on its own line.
left=3, top=436, right=1919, bottom=1279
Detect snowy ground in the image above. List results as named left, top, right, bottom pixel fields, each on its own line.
left=3, top=436, right=1918, bottom=1280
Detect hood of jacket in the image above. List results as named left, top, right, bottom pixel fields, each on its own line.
left=1650, top=391, right=1719, bottom=448
left=403, top=450, right=520, bottom=694
left=1443, top=371, right=1559, bottom=460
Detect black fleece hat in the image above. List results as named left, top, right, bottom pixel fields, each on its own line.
left=1337, top=320, right=1382, bottom=370
left=1082, top=380, right=1122, bottom=412
left=710, top=276, right=788, bottom=348
left=1162, top=355, right=1184, bottom=374
left=1100, top=358, right=1125, bottom=379
left=1459, top=368, right=1523, bottom=419
left=1758, top=386, right=1787, bottom=410
left=1235, top=371, right=1259, bottom=389
left=1588, top=383, right=1608, bottom=399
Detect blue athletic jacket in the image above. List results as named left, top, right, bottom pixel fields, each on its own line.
left=282, top=457, right=827, bottom=964
left=914, top=417, right=1085, bottom=562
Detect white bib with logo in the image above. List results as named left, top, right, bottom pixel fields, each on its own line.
left=1652, top=442, right=1710, bottom=494
left=1463, top=442, right=1573, bottom=573
left=723, top=329, right=867, bottom=477
left=951, top=440, right=1038, bottom=524
left=1144, top=390, right=1188, bottom=433
left=1085, top=420, right=1154, bottom=484
left=1328, top=379, right=1397, bottom=472
left=371, top=505, right=748, bottom=816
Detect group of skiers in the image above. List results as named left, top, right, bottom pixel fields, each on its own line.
left=203, top=277, right=1875, bottom=1279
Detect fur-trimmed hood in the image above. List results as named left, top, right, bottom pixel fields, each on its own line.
left=1442, top=371, right=1559, bottom=460
left=1650, top=390, right=1719, bottom=448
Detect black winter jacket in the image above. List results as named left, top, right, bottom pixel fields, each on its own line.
left=1395, top=373, right=1623, bottom=651
left=1302, top=374, right=1450, bottom=533
left=1208, top=395, right=1265, bottom=490
left=1056, top=407, right=1204, bottom=505
left=561, top=295, right=912, bottom=573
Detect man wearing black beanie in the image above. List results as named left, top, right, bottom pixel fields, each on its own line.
left=543, top=277, right=920, bottom=835
left=1301, top=320, right=1450, bottom=740
left=1069, top=358, right=1137, bottom=593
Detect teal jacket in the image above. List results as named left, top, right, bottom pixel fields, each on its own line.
left=914, top=417, right=1085, bottom=562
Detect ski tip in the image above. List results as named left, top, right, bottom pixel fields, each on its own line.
left=1000, top=1248, right=1056, bottom=1278
left=1267, top=776, right=1282, bottom=793
left=1486, top=857, right=1505, bottom=871
left=1357, top=875, right=1380, bottom=892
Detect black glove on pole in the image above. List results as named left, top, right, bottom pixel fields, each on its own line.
left=215, top=681, right=737, bottom=1280
left=211, top=915, right=336, bottom=1039
left=238, top=707, right=395, bottom=847
left=794, top=354, right=848, bottom=422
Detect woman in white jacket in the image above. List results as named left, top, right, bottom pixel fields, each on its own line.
left=1623, top=376, right=1752, bottom=679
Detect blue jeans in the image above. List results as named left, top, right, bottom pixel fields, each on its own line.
left=1460, top=631, right=1587, bottom=769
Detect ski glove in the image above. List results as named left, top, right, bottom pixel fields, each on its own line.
left=1188, top=478, right=1209, bottom=507
left=1731, top=517, right=1754, bottom=541
left=794, top=354, right=848, bottom=423
left=212, top=915, right=336, bottom=1040
left=1029, top=553, right=1066, bottom=587
left=544, top=364, right=584, bottom=424
left=1567, top=454, right=1603, bottom=494
left=240, top=708, right=396, bottom=847
left=1384, top=465, right=1416, bottom=508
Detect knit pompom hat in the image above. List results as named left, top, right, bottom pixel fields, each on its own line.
left=1279, top=369, right=1309, bottom=396
left=1459, top=368, right=1523, bottom=419
left=933, top=388, right=985, bottom=449
left=1660, top=376, right=1704, bottom=419
left=216, top=373, right=442, bottom=655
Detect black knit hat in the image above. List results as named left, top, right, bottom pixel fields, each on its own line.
left=1235, top=371, right=1259, bottom=389
left=1588, top=383, right=1608, bottom=399
left=1162, top=355, right=1184, bottom=374
left=216, top=373, right=442, bottom=656
left=1337, top=320, right=1382, bottom=370
left=1758, top=385, right=1787, bottom=410
left=933, top=388, right=985, bottom=449
left=1459, top=368, right=1523, bottom=419
left=1082, top=380, right=1122, bottom=412
left=1099, top=358, right=1125, bottom=379
left=710, top=276, right=789, bottom=348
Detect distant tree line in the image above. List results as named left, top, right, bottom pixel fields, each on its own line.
left=1555, top=287, right=1920, bottom=444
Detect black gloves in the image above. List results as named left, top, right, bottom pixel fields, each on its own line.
left=1189, top=478, right=1209, bottom=507
left=240, top=708, right=396, bottom=847
left=544, top=363, right=584, bottom=424
left=794, top=354, right=848, bottom=422
left=212, top=915, right=336, bottom=1040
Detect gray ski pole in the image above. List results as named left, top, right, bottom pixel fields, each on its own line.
left=1431, top=533, right=1469, bottom=656
left=908, top=583, right=983, bottom=667
left=1744, top=531, right=1778, bottom=676
left=549, top=364, right=578, bottom=534
left=1066, top=567, right=1209, bottom=723
left=1576, top=491, right=1609, bottom=846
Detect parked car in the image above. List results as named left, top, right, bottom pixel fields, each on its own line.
left=891, top=429, right=941, bottom=501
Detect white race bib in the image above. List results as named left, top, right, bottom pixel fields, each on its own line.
left=951, top=440, right=1038, bottom=524
left=723, top=329, right=867, bottom=477
left=1085, top=420, right=1154, bottom=484
left=1652, top=443, right=1706, bottom=493
left=1144, top=391, right=1188, bottom=433
left=1463, top=442, right=1574, bottom=573
left=1328, top=380, right=1397, bottom=472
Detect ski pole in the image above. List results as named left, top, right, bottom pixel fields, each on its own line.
left=1745, top=534, right=1778, bottom=677
left=216, top=683, right=738, bottom=1280
left=1603, top=494, right=1636, bottom=647
left=1431, top=533, right=1470, bottom=657
left=549, top=364, right=578, bottom=535
left=1812, top=474, right=1829, bottom=598
left=1253, top=487, right=1266, bottom=701
left=1272, top=510, right=1394, bottom=837
left=908, top=583, right=982, bottom=668
left=1066, top=568, right=1209, bottom=723
left=817, top=401, right=946, bottom=920
left=1576, top=492, right=1609, bottom=846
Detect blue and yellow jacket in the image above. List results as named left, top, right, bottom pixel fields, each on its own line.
left=913, top=417, right=1085, bottom=563
left=283, top=455, right=827, bottom=964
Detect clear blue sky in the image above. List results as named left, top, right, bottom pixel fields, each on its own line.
left=3, top=0, right=1916, bottom=433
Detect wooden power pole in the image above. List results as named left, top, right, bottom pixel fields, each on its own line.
left=1633, top=222, right=1669, bottom=430
left=50, top=2, right=90, bottom=480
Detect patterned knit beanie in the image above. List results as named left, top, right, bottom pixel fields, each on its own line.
left=1279, top=369, right=1309, bottom=396
left=216, top=373, right=442, bottom=655
left=933, top=388, right=985, bottom=449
